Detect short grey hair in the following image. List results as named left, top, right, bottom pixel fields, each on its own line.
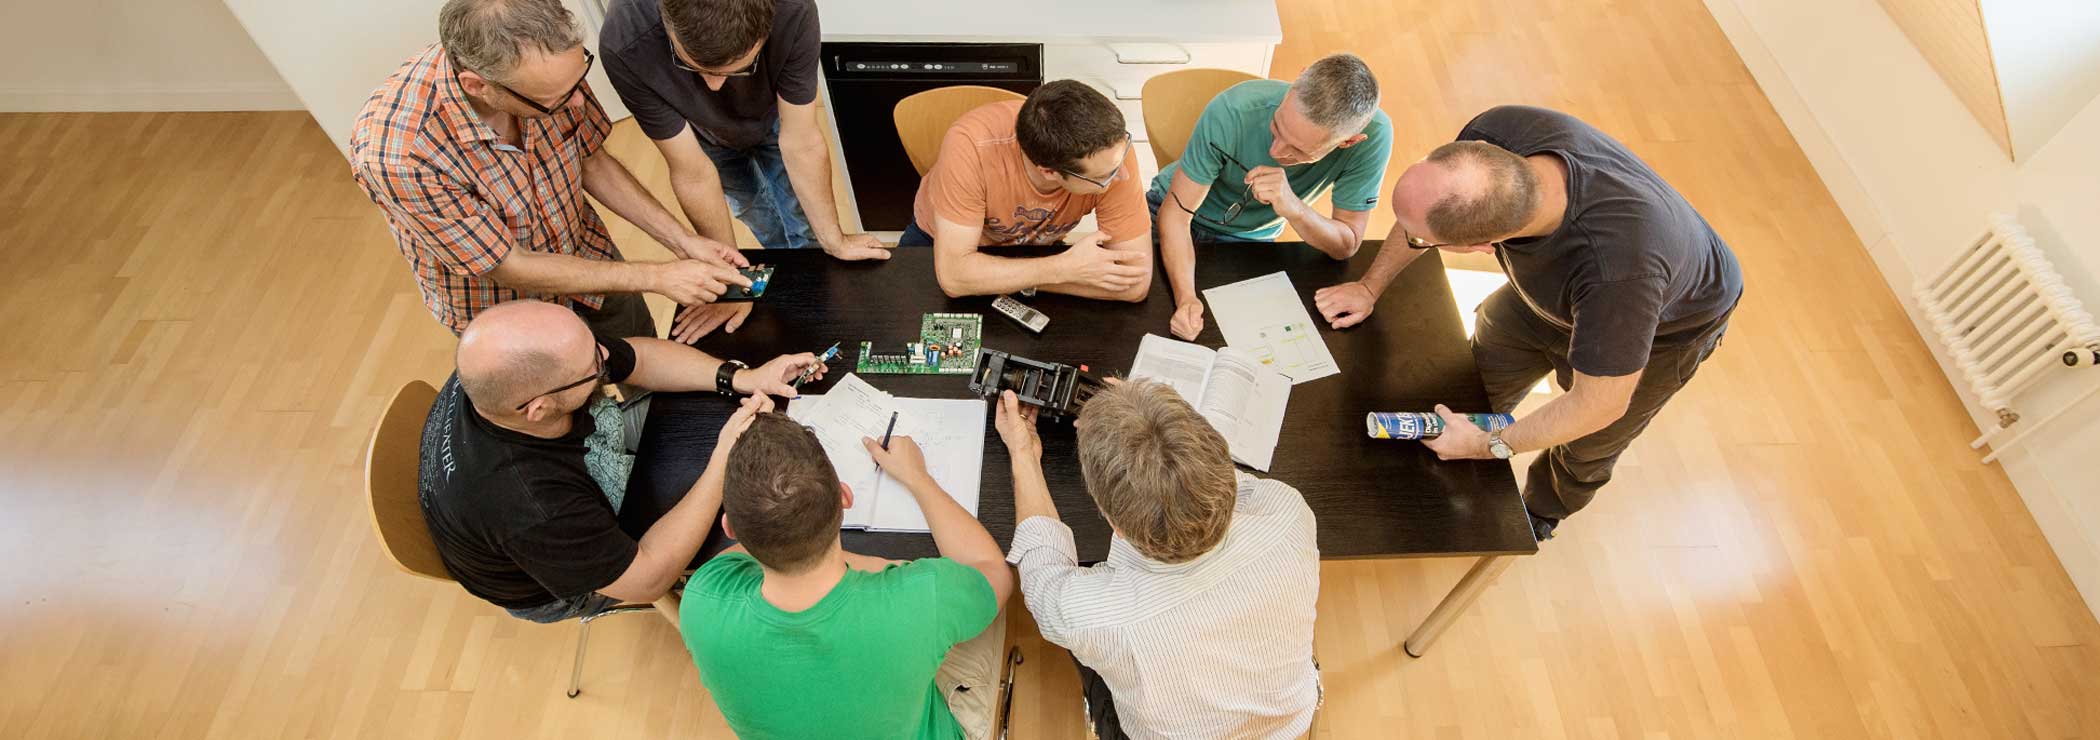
left=439, top=0, right=583, bottom=80
left=1291, top=53, right=1380, bottom=138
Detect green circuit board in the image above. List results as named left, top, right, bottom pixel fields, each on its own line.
left=856, top=313, right=982, bottom=375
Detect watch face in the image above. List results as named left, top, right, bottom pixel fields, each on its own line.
left=1490, top=439, right=1513, bottom=459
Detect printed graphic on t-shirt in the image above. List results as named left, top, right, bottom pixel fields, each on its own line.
left=982, top=205, right=1078, bottom=246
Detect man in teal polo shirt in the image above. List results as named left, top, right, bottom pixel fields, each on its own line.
left=1150, top=52, right=1393, bottom=340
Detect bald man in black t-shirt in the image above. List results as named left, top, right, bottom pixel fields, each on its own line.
left=417, top=300, right=823, bottom=622
left=1315, top=106, right=1743, bottom=540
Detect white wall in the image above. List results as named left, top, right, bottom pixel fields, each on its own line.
left=1705, top=0, right=2100, bottom=617
left=221, top=0, right=628, bottom=157
left=0, top=0, right=297, bottom=111
left=1978, top=0, right=2100, bottom=161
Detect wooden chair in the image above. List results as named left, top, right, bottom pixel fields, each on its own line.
left=894, top=85, right=1028, bottom=176
left=362, top=379, right=654, bottom=699
left=1141, top=68, right=1260, bottom=169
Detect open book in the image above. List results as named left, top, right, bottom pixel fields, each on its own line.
left=784, top=374, right=987, bottom=533
left=1127, top=334, right=1290, bottom=471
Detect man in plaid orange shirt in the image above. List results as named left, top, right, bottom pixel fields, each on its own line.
left=352, top=0, right=750, bottom=341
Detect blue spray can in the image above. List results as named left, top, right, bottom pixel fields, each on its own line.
left=1365, top=412, right=1514, bottom=440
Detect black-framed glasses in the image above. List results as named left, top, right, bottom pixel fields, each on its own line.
left=514, top=345, right=608, bottom=411
left=670, top=38, right=758, bottom=78
left=492, top=49, right=595, bottom=116
left=1058, top=141, right=1132, bottom=189
left=1170, top=142, right=1257, bottom=228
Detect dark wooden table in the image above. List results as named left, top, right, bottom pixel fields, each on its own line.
left=621, top=241, right=1536, bottom=655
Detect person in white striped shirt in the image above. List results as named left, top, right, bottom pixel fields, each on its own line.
left=994, top=380, right=1322, bottom=740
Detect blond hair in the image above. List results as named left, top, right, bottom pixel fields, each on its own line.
left=1076, top=380, right=1236, bottom=563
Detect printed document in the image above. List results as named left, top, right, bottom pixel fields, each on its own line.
left=1201, top=271, right=1340, bottom=384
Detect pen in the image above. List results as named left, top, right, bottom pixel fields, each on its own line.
left=880, top=411, right=898, bottom=451
left=794, top=341, right=841, bottom=387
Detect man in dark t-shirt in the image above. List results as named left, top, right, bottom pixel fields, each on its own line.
left=1315, top=105, right=1743, bottom=539
left=599, top=0, right=891, bottom=340
left=418, top=299, right=824, bottom=622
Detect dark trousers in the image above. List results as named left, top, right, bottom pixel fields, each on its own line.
left=1472, top=286, right=1729, bottom=520
left=1075, top=659, right=1131, bottom=740
left=575, top=292, right=658, bottom=339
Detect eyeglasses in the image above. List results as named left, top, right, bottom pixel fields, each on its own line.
left=1399, top=223, right=1500, bottom=251
left=1170, top=142, right=1257, bottom=228
left=1400, top=224, right=1449, bottom=250
left=515, top=344, right=608, bottom=411
left=491, top=49, right=595, bottom=116
left=1058, top=143, right=1131, bottom=189
left=670, top=38, right=758, bottom=78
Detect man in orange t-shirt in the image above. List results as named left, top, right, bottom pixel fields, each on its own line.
left=903, top=81, right=1153, bottom=302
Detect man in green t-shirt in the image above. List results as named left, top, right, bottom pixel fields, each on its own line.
left=680, top=410, right=1014, bottom=739
left=1149, top=52, right=1394, bottom=340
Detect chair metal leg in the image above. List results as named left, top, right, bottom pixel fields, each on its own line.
left=566, top=604, right=659, bottom=699
left=994, top=646, right=1023, bottom=740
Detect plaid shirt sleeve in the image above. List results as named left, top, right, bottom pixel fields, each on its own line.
left=359, top=158, right=515, bottom=277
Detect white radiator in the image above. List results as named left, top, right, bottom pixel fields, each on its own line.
left=1915, top=213, right=2100, bottom=462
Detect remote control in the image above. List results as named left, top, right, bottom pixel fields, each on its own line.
left=992, top=295, right=1049, bottom=334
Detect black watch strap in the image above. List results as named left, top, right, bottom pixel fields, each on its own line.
left=715, top=360, right=748, bottom=396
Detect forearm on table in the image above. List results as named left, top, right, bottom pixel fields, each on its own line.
left=778, top=131, right=847, bottom=246
left=1357, top=232, right=1426, bottom=295
left=937, top=248, right=1060, bottom=298
left=1158, top=210, right=1201, bottom=305
left=583, top=151, right=694, bottom=258
left=487, top=249, right=659, bottom=296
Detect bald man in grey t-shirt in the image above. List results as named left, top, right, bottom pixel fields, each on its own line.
left=1315, top=105, right=1743, bottom=540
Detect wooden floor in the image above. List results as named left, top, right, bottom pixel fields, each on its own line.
left=4, top=0, right=2098, bottom=737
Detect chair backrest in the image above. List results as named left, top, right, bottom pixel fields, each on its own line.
left=893, top=85, right=1028, bottom=176
left=1142, top=68, right=1261, bottom=169
left=364, top=380, right=452, bottom=582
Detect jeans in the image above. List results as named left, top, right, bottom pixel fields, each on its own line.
left=695, top=119, right=816, bottom=249
left=1471, top=286, right=1733, bottom=521
left=1144, top=185, right=1269, bottom=244
left=507, top=591, right=621, bottom=624
left=898, top=219, right=935, bottom=247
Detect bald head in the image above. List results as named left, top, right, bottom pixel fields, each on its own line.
left=456, top=300, right=595, bottom=412
left=1394, top=141, right=1540, bottom=246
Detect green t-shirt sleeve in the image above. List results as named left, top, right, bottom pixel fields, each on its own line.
left=1175, top=95, right=1240, bottom=188
left=1329, top=113, right=1394, bottom=212
left=926, top=558, right=998, bottom=646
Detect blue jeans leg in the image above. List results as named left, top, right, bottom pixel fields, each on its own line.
left=697, top=121, right=817, bottom=249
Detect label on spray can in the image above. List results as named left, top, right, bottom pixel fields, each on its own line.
left=1365, top=412, right=1515, bottom=440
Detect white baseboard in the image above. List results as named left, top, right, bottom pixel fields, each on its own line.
left=0, top=84, right=302, bottom=112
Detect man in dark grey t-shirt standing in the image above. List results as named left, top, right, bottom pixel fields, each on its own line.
left=600, top=0, right=892, bottom=342
left=1315, top=105, right=1743, bottom=539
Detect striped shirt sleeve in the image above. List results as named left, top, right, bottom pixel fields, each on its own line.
left=1005, top=515, right=1085, bottom=645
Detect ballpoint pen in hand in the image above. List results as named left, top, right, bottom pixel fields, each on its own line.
left=880, top=411, right=898, bottom=451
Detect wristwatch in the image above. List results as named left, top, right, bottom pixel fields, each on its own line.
left=1487, top=431, right=1513, bottom=460
left=714, top=359, right=748, bottom=396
